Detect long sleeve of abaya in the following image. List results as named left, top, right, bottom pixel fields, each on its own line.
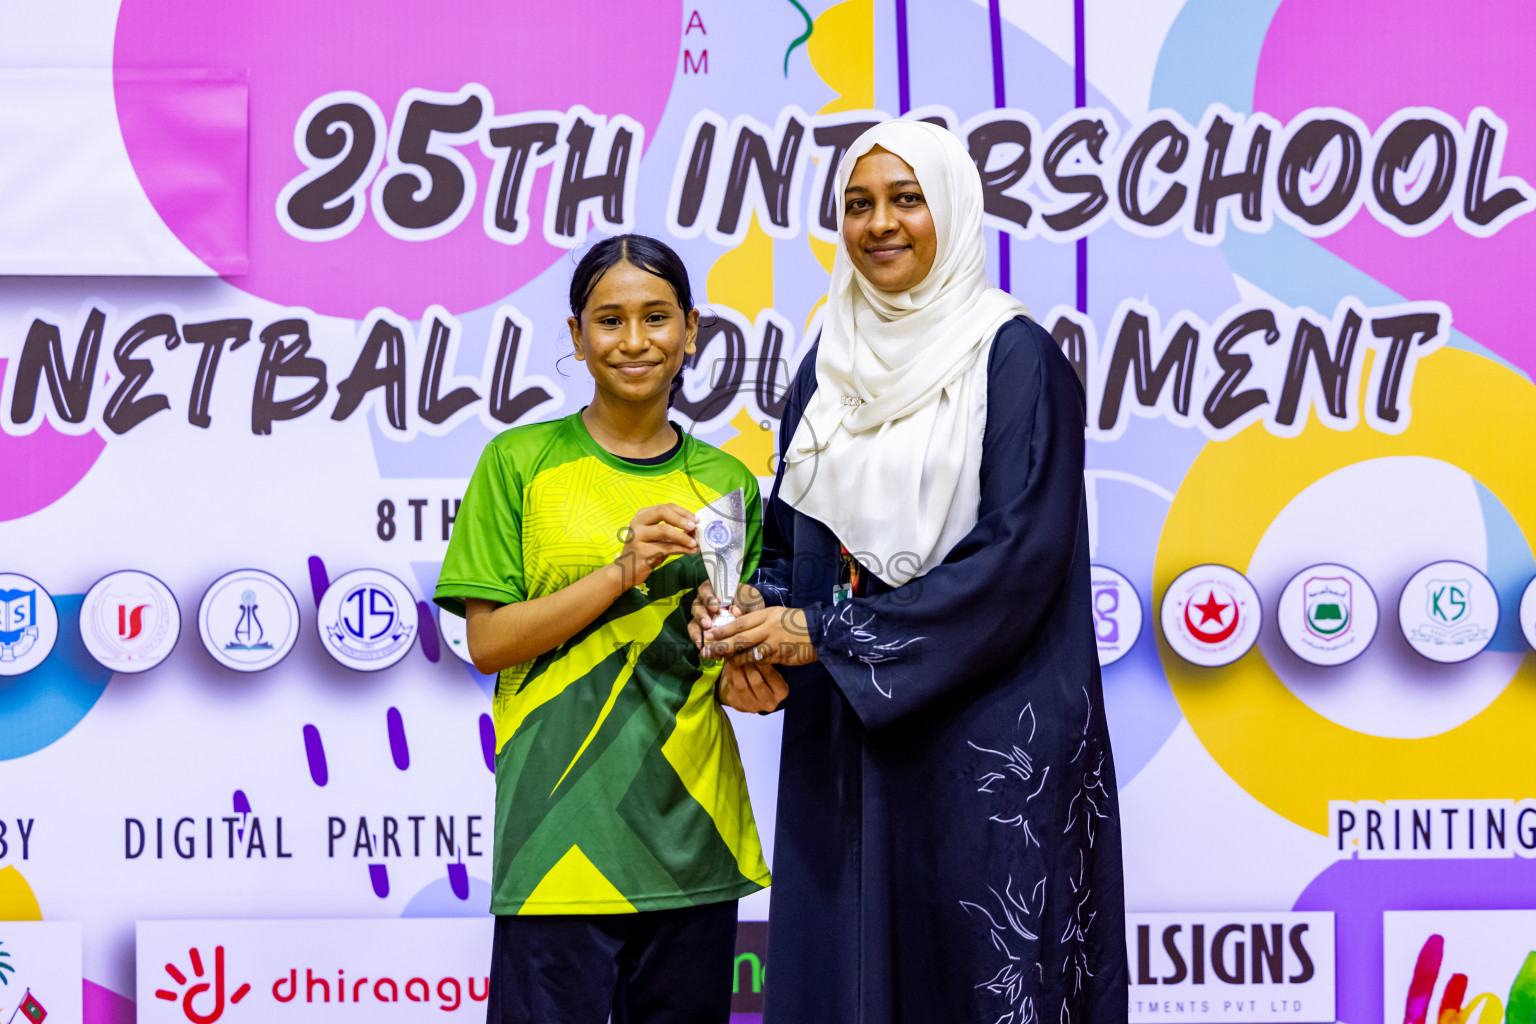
left=805, top=317, right=1087, bottom=732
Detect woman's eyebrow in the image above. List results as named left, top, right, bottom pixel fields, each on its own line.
left=844, top=180, right=922, bottom=194
left=589, top=300, right=673, bottom=313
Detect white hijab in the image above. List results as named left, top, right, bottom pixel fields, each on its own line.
left=780, top=119, right=1029, bottom=587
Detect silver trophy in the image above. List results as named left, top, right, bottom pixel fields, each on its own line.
left=696, top=488, right=747, bottom=628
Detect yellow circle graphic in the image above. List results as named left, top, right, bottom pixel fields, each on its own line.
left=1155, top=348, right=1536, bottom=834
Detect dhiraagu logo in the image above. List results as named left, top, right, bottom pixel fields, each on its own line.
left=1385, top=912, right=1536, bottom=1024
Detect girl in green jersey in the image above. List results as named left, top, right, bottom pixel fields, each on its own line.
left=436, top=234, right=774, bottom=1024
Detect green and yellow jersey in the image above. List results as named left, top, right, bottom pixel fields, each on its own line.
left=435, top=412, right=770, bottom=915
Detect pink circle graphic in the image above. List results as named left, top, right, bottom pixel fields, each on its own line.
left=114, top=0, right=681, bottom=319
left=0, top=361, right=105, bottom=522
left=1255, top=0, right=1536, bottom=377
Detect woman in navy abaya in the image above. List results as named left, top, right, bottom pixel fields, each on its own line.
left=694, top=118, right=1128, bottom=1024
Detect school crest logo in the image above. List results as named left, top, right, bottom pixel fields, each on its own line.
left=1160, top=564, right=1261, bottom=667
left=198, top=570, right=301, bottom=672
left=1278, top=564, right=1378, bottom=666
left=1398, top=560, right=1497, bottom=663
left=1090, top=565, right=1142, bottom=667
left=0, top=574, right=58, bottom=676
left=1520, top=576, right=1536, bottom=653
left=318, top=568, right=418, bottom=671
left=1305, top=577, right=1351, bottom=638
left=702, top=519, right=733, bottom=549
left=1425, top=577, right=1471, bottom=625
left=437, top=607, right=475, bottom=666
left=80, top=570, right=180, bottom=673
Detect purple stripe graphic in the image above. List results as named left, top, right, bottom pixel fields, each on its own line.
left=987, top=0, right=1010, bottom=292
left=479, top=713, right=496, bottom=773
left=302, top=723, right=328, bottom=786
left=448, top=861, right=470, bottom=900
left=417, top=600, right=440, bottom=662
left=1073, top=0, right=1086, bottom=106
left=1076, top=242, right=1088, bottom=313
left=306, top=555, right=329, bottom=608
left=895, top=0, right=911, bottom=114
left=369, top=863, right=390, bottom=898
left=1074, top=0, right=1088, bottom=314
left=988, top=0, right=1006, bottom=105
left=386, top=706, right=410, bottom=770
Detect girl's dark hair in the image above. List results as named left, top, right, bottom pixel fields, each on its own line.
left=569, top=234, right=695, bottom=407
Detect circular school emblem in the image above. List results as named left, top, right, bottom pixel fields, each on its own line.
left=318, top=568, right=418, bottom=671
left=1397, top=560, right=1498, bottom=663
left=1277, top=564, right=1378, bottom=667
left=199, top=569, right=301, bottom=672
left=438, top=606, right=475, bottom=666
left=1521, top=576, right=1536, bottom=653
left=1089, top=565, right=1143, bottom=667
left=0, top=572, right=59, bottom=676
left=703, top=519, right=734, bottom=549
left=80, top=569, right=180, bottom=673
left=1160, top=564, right=1261, bottom=667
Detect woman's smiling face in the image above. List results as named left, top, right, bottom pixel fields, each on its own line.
left=841, top=146, right=938, bottom=293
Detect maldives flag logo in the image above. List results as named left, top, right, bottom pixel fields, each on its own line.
left=18, top=989, right=46, bottom=1022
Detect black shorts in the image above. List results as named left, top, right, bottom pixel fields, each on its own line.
left=486, top=900, right=739, bottom=1024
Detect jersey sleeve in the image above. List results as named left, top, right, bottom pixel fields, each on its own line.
left=741, top=472, right=763, bottom=581
left=433, top=439, right=526, bottom=616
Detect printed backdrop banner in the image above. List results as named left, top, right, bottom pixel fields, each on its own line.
left=2, top=0, right=1536, bottom=1021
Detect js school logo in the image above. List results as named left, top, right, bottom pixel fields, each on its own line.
left=1160, top=565, right=1261, bottom=667
left=318, top=568, right=417, bottom=671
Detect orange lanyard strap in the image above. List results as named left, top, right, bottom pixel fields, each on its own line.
left=838, top=545, right=861, bottom=597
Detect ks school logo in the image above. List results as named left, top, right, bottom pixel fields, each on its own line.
left=1398, top=561, right=1498, bottom=663
left=1160, top=565, right=1261, bottom=667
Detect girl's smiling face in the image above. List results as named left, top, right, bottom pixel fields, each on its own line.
left=569, top=260, right=699, bottom=405
left=842, top=146, right=938, bottom=293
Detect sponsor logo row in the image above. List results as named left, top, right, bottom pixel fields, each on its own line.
left=3, top=911, right=1528, bottom=1023
left=0, top=569, right=474, bottom=677
left=1091, top=560, right=1534, bottom=668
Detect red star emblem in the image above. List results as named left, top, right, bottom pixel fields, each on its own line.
left=1193, top=591, right=1229, bottom=625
